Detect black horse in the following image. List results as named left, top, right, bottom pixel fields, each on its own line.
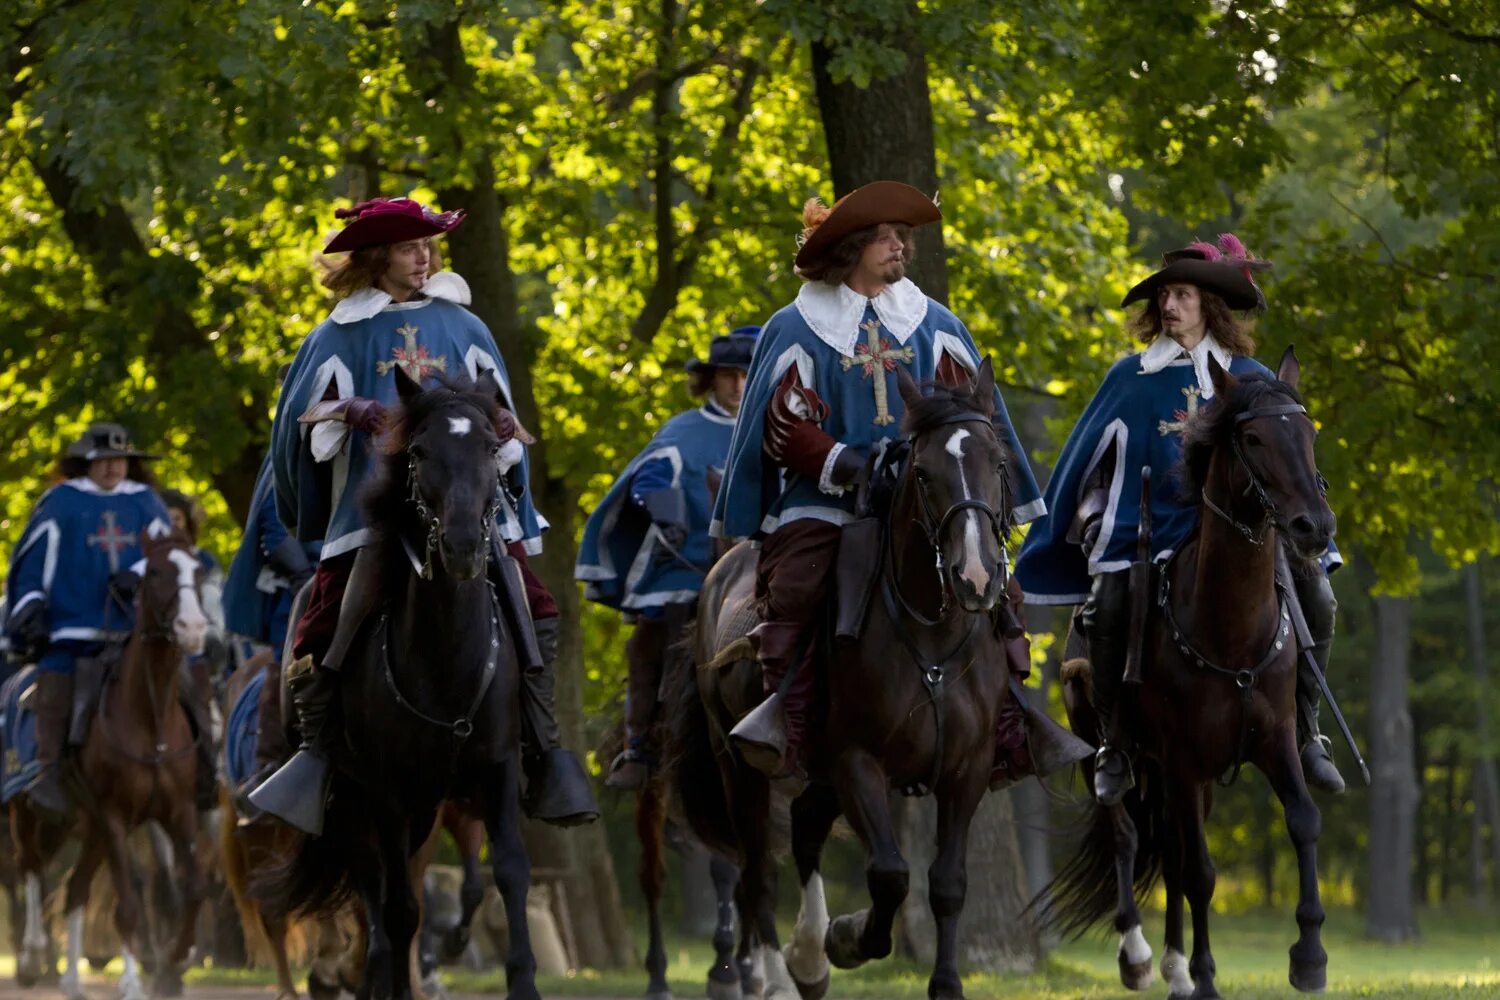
left=256, top=370, right=540, bottom=1000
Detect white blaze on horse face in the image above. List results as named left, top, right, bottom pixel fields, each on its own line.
left=784, top=872, right=830, bottom=986
left=448, top=415, right=472, bottom=436
left=167, top=548, right=209, bottom=655
left=944, top=427, right=990, bottom=594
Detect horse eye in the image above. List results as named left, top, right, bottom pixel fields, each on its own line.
left=914, top=467, right=930, bottom=484
left=1244, top=431, right=1263, bottom=447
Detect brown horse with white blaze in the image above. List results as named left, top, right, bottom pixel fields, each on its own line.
left=1042, top=348, right=1334, bottom=1000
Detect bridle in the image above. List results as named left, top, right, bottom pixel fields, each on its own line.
left=1200, top=401, right=1328, bottom=547
left=884, top=412, right=1014, bottom=627
left=405, top=401, right=507, bottom=580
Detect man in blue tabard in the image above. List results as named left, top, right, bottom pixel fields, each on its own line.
left=248, top=197, right=597, bottom=833
left=1015, top=235, right=1345, bottom=805
left=4, top=423, right=172, bottom=814
left=711, top=181, right=1046, bottom=780
left=576, top=326, right=756, bottom=790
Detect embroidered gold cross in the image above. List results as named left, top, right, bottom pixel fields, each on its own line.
left=376, top=323, right=448, bottom=380
left=1158, top=385, right=1202, bottom=437
left=841, top=319, right=914, bottom=426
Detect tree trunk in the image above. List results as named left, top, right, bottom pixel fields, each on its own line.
left=1465, top=561, right=1500, bottom=902
left=1366, top=595, right=1419, bottom=941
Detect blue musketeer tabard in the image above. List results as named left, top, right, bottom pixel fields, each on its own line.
left=6, top=479, right=170, bottom=642
left=223, top=453, right=321, bottom=644
left=272, top=272, right=547, bottom=561
left=1015, top=333, right=1342, bottom=606
left=712, top=278, right=1044, bottom=539
left=575, top=398, right=736, bottom=615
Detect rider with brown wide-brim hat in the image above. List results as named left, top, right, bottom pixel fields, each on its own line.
left=4, top=423, right=172, bottom=815
left=1015, top=234, right=1346, bottom=805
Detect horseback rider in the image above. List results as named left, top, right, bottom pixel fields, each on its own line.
left=249, top=196, right=597, bottom=832
left=4, top=423, right=172, bottom=814
left=160, top=487, right=227, bottom=811
left=710, top=181, right=1048, bottom=782
left=1014, top=235, right=1345, bottom=806
left=576, top=326, right=757, bottom=791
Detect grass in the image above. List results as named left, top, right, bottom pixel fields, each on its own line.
left=12, top=906, right=1497, bottom=998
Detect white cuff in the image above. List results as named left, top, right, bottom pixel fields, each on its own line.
left=818, top=443, right=847, bottom=496
left=311, top=421, right=351, bottom=462
left=11, top=590, right=45, bottom=615
left=496, top=438, right=524, bottom=474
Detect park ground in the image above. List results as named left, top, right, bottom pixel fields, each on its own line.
left=4, top=906, right=1495, bottom=999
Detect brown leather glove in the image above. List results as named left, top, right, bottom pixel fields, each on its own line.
left=345, top=398, right=388, bottom=435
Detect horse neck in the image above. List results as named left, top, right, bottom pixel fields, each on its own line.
left=886, top=477, right=960, bottom=640
left=116, top=630, right=182, bottom=725
left=1188, top=450, right=1280, bottom=652
left=391, top=545, right=494, bottom=660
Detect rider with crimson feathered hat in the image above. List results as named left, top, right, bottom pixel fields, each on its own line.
left=1015, top=235, right=1346, bottom=806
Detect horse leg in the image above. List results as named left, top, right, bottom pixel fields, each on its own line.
left=482, top=756, right=540, bottom=1000
left=732, top=873, right=761, bottom=1000
left=1173, top=781, right=1221, bottom=1000
left=706, top=858, right=741, bottom=1000
left=784, top=785, right=839, bottom=1000
left=826, top=750, right=907, bottom=971
left=358, top=832, right=394, bottom=1000
left=637, top=777, right=673, bottom=1000
left=16, top=804, right=53, bottom=988
left=377, top=817, right=421, bottom=1000
left=1159, top=810, right=1192, bottom=1000
left=442, top=807, right=485, bottom=962
left=155, top=808, right=206, bottom=998
left=1105, top=800, right=1153, bottom=991
left=1261, top=733, right=1327, bottom=992
left=60, top=830, right=111, bottom=1000
left=731, top=766, right=794, bottom=1000
left=927, top=769, right=988, bottom=1000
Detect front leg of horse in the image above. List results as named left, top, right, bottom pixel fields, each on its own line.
left=483, top=757, right=540, bottom=1000
left=826, top=751, right=908, bottom=971
left=1261, top=736, right=1327, bottom=993
left=636, top=781, right=672, bottom=1000
left=59, top=834, right=107, bottom=1000
left=358, top=849, right=394, bottom=1000
left=154, top=810, right=207, bottom=998
left=377, top=819, right=422, bottom=1000
left=706, top=857, right=742, bottom=1000
left=784, top=785, right=840, bottom=1000
left=18, top=866, right=52, bottom=987
left=1159, top=820, right=1193, bottom=1000
left=1105, top=801, right=1154, bottom=991
left=926, top=770, right=987, bottom=1000
left=1172, top=782, right=1222, bottom=1000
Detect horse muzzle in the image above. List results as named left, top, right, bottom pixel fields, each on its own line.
left=948, top=559, right=1004, bottom=613
left=1282, top=508, right=1336, bottom=561
left=440, top=536, right=489, bottom=582
left=174, top=614, right=208, bottom=656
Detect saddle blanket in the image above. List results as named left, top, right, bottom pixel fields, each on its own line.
left=223, top=669, right=264, bottom=789
left=1, top=666, right=40, bottom=805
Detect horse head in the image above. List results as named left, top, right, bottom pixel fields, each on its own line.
left=386, top=367, right=519, bottom=582
left=1192, top=347, right=1336, bottom=560
left=137, top=530, right=209, bottom=654
left=896, top=357, right=1014, bottom=613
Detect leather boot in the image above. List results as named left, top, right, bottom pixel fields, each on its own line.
left=28, top=671, right=74, bottom=816
left=1293, top=571, right=1345, bottom=794
left=247, top=655, right=340, bottom=835
left=520, top=618, right=600, bottom=827
left=728, top=621, right=814, bottom=780
left=1083, top=571, right=1134, bottom=806
left=607, top=618, right=667, bottom=791
left=990, top=616, right=1038, bottom=788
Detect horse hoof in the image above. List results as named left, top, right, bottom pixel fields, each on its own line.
left=645, top=990, right=675, bottom=1000
left=823, top=912, right=868, bottom=971
left=1117, top=925, right=1154, bottom=991
left=706, top=977, right=739, bottom=1000
left=87, top=954, right=116, bottom=971
left=1290, top=959, right=1328, bottom=994
left=790, top=970, right=828, bottom=1000
left=421, top=970, right=451, bottom=1000
left=308, top=970, right=342, bottom=1000
left=15, top=951, right=42, bottom=988
left=1190, top=985, right=1223, bottom=1000
left=1161, top=948, right=1193, bottom=999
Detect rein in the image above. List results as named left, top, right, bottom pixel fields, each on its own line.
left=1201, top=402, right=1324, bottom=547
left=406, top=400, right=507, bottom=581
left=376, top=592, right=500, bottom=751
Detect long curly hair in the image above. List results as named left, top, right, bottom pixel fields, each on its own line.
left=795, top=198, right=916, bottom=285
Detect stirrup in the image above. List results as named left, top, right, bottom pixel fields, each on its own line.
left=1093, top=746, right=1135, bottom=806
left=1300, top=735, right=1345, bottom=795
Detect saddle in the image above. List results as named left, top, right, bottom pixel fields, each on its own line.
left=68, top=643, right=126, bottom=747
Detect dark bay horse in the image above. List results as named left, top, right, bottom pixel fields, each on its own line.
left=1043, top=349, right=1333, bottom=1000
left=677, top=361, right=1020, bottom=1000
left=256, top=369, right=540, bottom=1000
left=14, top=531, right=211, bottom=1000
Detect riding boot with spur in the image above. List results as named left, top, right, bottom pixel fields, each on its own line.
left=606, top=616, right=667, bottom=791
left=1083, top=570, right=1135, bottom=806
left=247, top=655, right=340, bottom=836
left=729, top=621, right=814, bottom=780
left=1293, top=570, right=1345, bottom=794
left=28, top=670, right=74, bottom=816
left=520, top=617, right=600, bottom=827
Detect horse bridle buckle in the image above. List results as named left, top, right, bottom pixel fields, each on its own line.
left=450, top=718, right=474, bottom=740
left=1235, top=669, right=1256, bottom=691
left=925, top=664, right=945, bottom=687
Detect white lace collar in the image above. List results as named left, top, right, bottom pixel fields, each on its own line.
left=64, top=477, right=149, bottom=496
left=1138, top=332, right=1234, bottom=399
left=330, top=270, right=473, bottom=325
left=793, top=277, right=929, bottom=357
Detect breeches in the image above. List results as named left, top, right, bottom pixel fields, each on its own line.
left=37, top=640, right=106, bottom=676
left=754, top=519, right=842, bottom=625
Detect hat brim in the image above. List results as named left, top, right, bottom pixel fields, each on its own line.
left=1122, top=259, right=1265, bottom=312
left=324, top=214, right=462, bottom=254
left=684, top=358, right=751, bottom=374
left=68, top=447, right=159, bottom=462
left=794, top=181, right=941, bottom=270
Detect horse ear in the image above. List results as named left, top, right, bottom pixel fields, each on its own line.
left=1276, top=345, right=1301, bottom=389
left=1207, top=352, right=1236, bottom=398
left=897, top=366, right=922, bottom=408
left=395, top=365, right=423, bottom=403
left=475, top=367, right=502, bottom=399
left=971, top=356, right=996, bottom=417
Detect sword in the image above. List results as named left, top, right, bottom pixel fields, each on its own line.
left=1276, top=546, right=1371, bottom=786
left=1123, top=467, right=1153, bottom=685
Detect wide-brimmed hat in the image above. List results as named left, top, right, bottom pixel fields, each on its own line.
left=686, top=326, right=759, bottom=374
left=794, top=181, right=941, bottom=271
left=1122, top=233, right=1271, bottom=312
left=323, top=197, right=466, bottom=254
left=64, top=423, right=159, bottom=462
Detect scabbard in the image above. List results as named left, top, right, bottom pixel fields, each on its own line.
left=835, top=517, right=882, bottom=641
left=1123, top=466, right=1153, bottom=685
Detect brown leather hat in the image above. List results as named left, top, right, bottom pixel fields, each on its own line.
left=794, top=181, right=941, bottom=270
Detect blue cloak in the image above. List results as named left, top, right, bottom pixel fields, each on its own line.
left=223, top=454, right=321, bottom=645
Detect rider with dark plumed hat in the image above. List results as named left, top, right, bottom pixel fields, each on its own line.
left=248, top=197, right=597, bottom=833
left=1015, top=235, right=1345, bottom=806
left=4, top=423, right=172, bottom=814
left=576, top=325, right=757, bottom=791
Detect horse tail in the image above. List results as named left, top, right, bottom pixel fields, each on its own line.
left=219, top=793, right=276, bottom=965
left=665, top=623, right=739, bottom=860
left=250, top=772, right=371, bottom=922
left=1030, top=758, right=1167, bottom=939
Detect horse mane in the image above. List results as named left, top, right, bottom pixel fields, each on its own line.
left=1179, top=372, right=1304, bottom=498
left=361, top=374, right=506, bottom=541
